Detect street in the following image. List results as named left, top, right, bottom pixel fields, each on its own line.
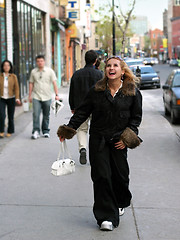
left=0, top=63, right=180, bottom=240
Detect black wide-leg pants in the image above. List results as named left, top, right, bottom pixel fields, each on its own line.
left=0, top=97, right=15, bottom=133
left=89, top=135, right=132, bottom=227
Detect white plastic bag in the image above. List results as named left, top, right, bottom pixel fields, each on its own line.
left=51, top=141, right=75, bottom=176
left=51, top=100, right=64, bottom=116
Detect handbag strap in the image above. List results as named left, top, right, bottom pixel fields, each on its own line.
left=57, top=140, right=72, bottom=160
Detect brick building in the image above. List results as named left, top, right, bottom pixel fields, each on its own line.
left=149, top=29, right=163, bottom=56
left=167, top=0, right=180, bottom=58
left=171, top=16, right=180, bottom=58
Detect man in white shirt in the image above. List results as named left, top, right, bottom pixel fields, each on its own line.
left=29, top=55, right=60, bottom=139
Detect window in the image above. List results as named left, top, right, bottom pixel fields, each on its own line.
left=153, top=41, right=156, bottom=46
left=153, top=33, right=156, bottom=38
left=166, top=72, right=175, bottom=85
left=0, top=0, right=6, bottom=62
left=95, top=39, right=98, bottom=48
left=172, top=73, right=180, bottom=87
left=175, top=0, right=180, bottom=5
left=13, top=1, right=45, bottom=97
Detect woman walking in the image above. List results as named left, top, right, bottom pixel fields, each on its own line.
left=0, top=60, right=21, bottom=138
left=57, top=57, right=142, bottom=231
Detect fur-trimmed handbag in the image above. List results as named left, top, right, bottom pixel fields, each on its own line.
left=120, top=127, right=142, bottom=149
left=51, top=140, right=75, bottom=176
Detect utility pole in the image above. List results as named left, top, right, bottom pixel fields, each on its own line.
left=112, top=0, right=116, bottom=55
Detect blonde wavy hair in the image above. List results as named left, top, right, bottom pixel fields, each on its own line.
left=95, top=57, right=139, bottom=94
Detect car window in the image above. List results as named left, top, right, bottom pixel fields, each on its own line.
left=126, top=61, right=143, bottom=66
left=140, top=67, right=155, bottom=74
left=172, top=73, right=180, bottom=87
left=166, top=72, right=175, bottom=85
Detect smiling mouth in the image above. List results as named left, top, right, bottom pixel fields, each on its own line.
left=109, top=72, right=115, bottom=75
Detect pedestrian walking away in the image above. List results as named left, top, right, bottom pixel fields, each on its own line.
left=69, top=50, right=103, bottom=164
left=0, top=60, right=21, bottom=138
left=57, top=56, right=143, bottom=231
left=29, top=55, right=60, bottom=139
left=177, top=58, right=180, bottom=68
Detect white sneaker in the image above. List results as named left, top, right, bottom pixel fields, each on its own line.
left=43, top=133, right=50, bottom=138
left=119, top=208, right=125, bottom=216
left=31, top=131, right=40, bottom=139
left=100, top=221, right=114, bottom=231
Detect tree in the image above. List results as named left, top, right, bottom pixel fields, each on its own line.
left=95, top=4, right=134, bottom=57
left=114, top=0, right=136, bottom=57
left=143, top=35, right=151, bottom=56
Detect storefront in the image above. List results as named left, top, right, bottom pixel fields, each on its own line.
left=0, top=0, right=6, bottom=63
left=65, top=23, right=81, bottom=82
left=51, top=17, right=65, bottom=87
left=12, top=0, right=45, bottom=98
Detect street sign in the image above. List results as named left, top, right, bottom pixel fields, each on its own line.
left=66, top=0, right=80, bottom=20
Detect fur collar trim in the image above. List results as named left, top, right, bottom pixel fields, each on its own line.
left=121, top=78, right=136, bottom=96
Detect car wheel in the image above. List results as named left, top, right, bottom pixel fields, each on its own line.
left=171, top=109, right=177, bottom=124
left=156, top=84, right=161, bottom=88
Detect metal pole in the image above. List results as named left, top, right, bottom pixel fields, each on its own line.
left=112, top=0, right=116, bottom=55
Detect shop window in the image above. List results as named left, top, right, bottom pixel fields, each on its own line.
left=13, top=0, right=45, bottom=98
left=0, top=0, right=6, bottom=63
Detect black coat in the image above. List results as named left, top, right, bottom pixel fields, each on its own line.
left=68, top=85, right=142, bottom=140
left=69, top=64, right=103, bottom=110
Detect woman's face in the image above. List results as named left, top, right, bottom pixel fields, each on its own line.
left=105, top=58, right=124, bottom=81
left=3, top=62, right=11, bottom=73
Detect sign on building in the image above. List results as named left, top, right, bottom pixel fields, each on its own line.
left=60, top=0, right=68, bottom=5
left=66, top=0, right=80, bottom=20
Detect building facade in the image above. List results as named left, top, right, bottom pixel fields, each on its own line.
left=149, top=29, right=163, bottom=57
left=88, top=20, right=102, bottom=52
left=1, top=0, right=95, bottom=98
left=167, top=0, right=180, bottom=58
left=171, top=16, right=180, bottom=58
left=130, top=16, right=148, bottom=36
left=0, top=1, right=6, bottom=63
left=1, top=0, right=75, bottom=99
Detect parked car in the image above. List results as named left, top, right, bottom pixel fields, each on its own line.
left=143, top=57, right=159, bottom=65
left=143, top=57, right=154, bottom=65
left=162, top=69, right=180, bottom=123
left=152, top=57, right=159, bottom=65
left=130, top=65, right=160, bottom=89
left=125, top=58, right=144, bottom=67
left=169, top=58, right=178, bottom=66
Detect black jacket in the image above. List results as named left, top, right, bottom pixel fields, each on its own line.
left=69, top=64, right=103, bottom=110
left=68, top=86, right=142, bottom=140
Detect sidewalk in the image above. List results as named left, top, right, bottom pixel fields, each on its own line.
left=0, top=87, right=180, bottom=240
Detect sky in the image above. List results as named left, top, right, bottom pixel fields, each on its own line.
left=94, top=0, right=169, bottom=30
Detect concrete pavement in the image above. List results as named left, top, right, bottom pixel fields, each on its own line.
left=0, top=86, right=180, bottom=240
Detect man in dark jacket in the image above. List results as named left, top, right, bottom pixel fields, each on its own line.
left=69, top=50, right=103, bottom=164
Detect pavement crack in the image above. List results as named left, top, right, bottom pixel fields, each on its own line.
left=131, top=203, right=141, bottom=240
left=0, top=230, right=16, bottom=239
left=0, top=203, right=91, bottom=208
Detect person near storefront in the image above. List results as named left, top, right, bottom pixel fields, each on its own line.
left=0, top=60, right=21, bottom=138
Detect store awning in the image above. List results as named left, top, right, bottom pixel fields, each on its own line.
left=51, top=17, right=65, bottom=32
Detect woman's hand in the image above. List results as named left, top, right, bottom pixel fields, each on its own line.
left=16, top=99, right=21, bottom=105
left=115, top=140, right=126, bottom=149
left=59, top=136, right=65, bottom=142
